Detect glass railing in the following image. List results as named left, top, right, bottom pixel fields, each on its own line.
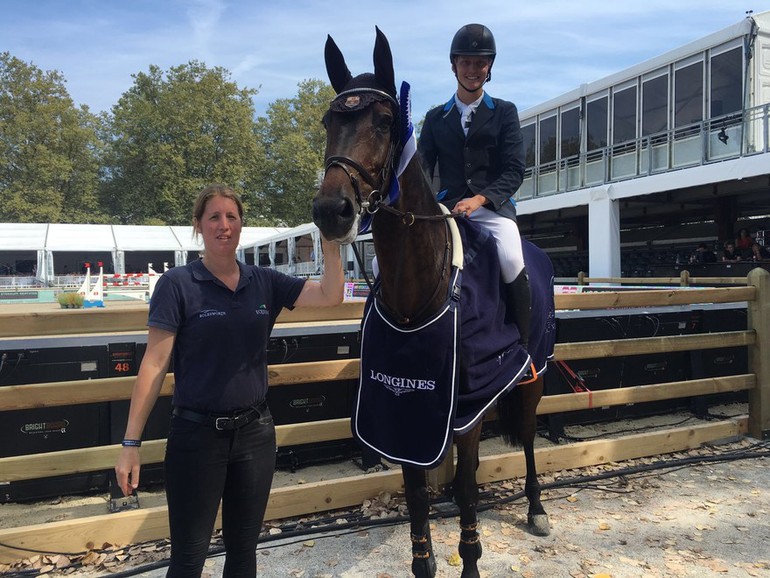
left=518, top=103, right=769, bottom=200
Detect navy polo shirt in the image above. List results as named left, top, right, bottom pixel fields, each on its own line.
left=148, top=259, right=306, bottom=412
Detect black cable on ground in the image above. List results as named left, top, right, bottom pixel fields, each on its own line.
left=3, top=441, right=768, bottom=578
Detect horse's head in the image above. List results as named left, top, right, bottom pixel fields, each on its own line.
left=312, top=27, right=399, bottom=244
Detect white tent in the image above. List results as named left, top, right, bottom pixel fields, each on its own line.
left=0, top=223, right=290, bottom=285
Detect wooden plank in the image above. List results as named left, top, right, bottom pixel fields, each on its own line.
left=0, top=302, right=365, bottom=338
left=581, top=276, right=747, bottom=286
left=0, top=417, right=747, bottom=563
left=2, top=329, right=752, bottom=410
left=267, top=359, right=359, bottom=387
left=0, top=371, right=754, bottom=481
left=0, top=307, right=150, bottom=338
left=554, top=330, right=754, bottom=360
left=0, top=359, right=359, bottom=411
left=1, top=373, right=753, bottom=481
left=537, top=375, right=755, bottom=415
left=0, top=376, right=174, bottom=411
left=554, top=286, right=755, bottom=311
left=0, top=418, right=353, bottom=482
left=476, top=417, right=748, bottom=483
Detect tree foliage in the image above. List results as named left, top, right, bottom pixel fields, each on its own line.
left=101, top=61, right=262, bottom=225
left=0, top=52, right=104, bottom=223
left=1, top=52, right=339, bottom=229
left=255, top=79, right=335, bottom=226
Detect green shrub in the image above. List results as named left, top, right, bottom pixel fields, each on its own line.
left=57, top=292, right=84, bottom=308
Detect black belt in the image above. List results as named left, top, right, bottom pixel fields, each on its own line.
left=172, top=402, right=268, bottom=431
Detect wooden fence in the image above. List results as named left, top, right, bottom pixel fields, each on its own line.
left=0, top=270, right=768, bottom=563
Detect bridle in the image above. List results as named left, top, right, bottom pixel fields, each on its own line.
left=322, top=87, right=458, bottom=325
left=323, top=88, right=455, bottom=229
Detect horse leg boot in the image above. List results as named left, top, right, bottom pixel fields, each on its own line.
left=504, top=270, right=531, bottom=348
left=454, top=426, right=483, bottom=578
left=403, top=467, right=437, bottom=577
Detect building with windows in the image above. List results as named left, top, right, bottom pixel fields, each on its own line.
left=514, top=11, right=770, bottom=277
left=248, top=11, right=770, bottom=281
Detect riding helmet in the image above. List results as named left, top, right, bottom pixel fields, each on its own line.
left=449, top=24, right=497, bottom=62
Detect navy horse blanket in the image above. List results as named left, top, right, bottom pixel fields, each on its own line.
left=353, top=217, right=555, bottom=468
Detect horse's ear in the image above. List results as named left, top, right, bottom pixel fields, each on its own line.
left=373, top=27, right=396, bottom=96
left=325, top=35, right=353, bottom=94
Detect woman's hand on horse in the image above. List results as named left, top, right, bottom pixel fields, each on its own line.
left=453, top=194, right=488, bottom=217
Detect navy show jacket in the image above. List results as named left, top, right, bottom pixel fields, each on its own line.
left=418, top=92, right=525, bottom=220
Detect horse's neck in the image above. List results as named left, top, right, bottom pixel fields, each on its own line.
left=399, top=158, right=442, bottom=216
left=372, top=158, right=450, bottom=322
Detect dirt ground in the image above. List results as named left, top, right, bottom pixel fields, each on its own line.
left=2, top=406, right=770, bottom=577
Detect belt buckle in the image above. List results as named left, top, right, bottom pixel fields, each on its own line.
left=215, top=417, right=232, bottom=430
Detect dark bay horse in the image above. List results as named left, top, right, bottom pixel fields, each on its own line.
left=313, top=28, right=555, bottom=578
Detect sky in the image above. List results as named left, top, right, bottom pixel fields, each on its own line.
left=3, top=1, right=770, bottom=122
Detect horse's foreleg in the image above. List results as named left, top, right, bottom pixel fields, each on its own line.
left=454, top=424, right=483, bottom=578
left=402, top=466, right=437, bottom=578
left=519, top=377, right=550, bottom=536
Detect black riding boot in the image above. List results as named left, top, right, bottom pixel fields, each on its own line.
left=504, top=270, right=531, bottom=348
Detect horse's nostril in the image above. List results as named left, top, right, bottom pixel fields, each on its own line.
left=340, top=198, right=355, bottom=219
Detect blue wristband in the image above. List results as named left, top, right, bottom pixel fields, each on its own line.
left=122, top=439, right=142, bottom=447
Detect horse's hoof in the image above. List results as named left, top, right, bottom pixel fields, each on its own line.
left=411, top=555, right=437, bottom=577
left=528, top=513, right=551, bottom=536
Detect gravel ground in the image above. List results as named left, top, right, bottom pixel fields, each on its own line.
left=3, top=434, right=769, bottom=578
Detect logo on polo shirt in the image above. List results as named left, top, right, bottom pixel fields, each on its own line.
left=199, top=309, right=227, bottom=318
left=255, top=304, right=270, bottom=315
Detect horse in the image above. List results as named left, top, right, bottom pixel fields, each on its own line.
left=313, top=28, right=555, bottom=578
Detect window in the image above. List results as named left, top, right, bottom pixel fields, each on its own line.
left=521, top=123, right=536, bottom=168
left=674, top=60, right=703, bottom=129
left=613, top=85, right=637, bottom=145
left=539, top=114, right=557, bottom=164
left=642, top=73, right=668, bottom=136
left=560, top=106, right=581, bottom=160
left=710, top=46, right=742, bottom=118
left=586, top=96, right=608, bottom=151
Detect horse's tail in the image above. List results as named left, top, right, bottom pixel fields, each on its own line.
left=495, top=375, right=544, bottom=448
left=496, top=386, right=524, bottom=447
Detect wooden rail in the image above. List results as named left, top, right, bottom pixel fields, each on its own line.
left=1, top=270, right=768, bottom=563
left=575, top=271, right=752, bottom=286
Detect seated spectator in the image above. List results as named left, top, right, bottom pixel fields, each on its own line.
left=751, top=242, right=770, bottom=261
left=690, top=243, right=717, bottom=264
left=722, top=241, right=741, bottom=262
left=735, top=228, right=755, bottom=259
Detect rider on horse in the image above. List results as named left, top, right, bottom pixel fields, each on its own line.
left=418, top=23, right=532, bottom=347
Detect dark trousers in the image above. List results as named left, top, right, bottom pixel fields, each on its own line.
left=164, top=406, right=276, bottom=578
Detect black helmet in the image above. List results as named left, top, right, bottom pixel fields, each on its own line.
left=449, top=24, right=496, bottom=62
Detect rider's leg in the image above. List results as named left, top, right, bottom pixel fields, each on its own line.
left=468, top=207, right=531, bottom=347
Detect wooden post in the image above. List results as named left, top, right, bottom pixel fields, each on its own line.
left=577, top=271, right=586, bottom=285
left=747, top=267, right=770, bottom=439
left=680, top=270, right=690, bottom=286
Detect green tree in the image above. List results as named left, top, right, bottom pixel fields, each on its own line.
left=255, top=79, right=335, bottom=226
left=101, top=62, right=262, bottom=225
left=0, top=52, right=104, bottom=223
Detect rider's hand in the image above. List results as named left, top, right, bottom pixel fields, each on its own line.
left=452, top=194, right=487, bottom=217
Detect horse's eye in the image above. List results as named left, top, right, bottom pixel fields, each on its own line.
left=374, top=112, right=393, bottom=134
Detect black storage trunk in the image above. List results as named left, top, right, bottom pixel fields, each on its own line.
left=0, top=344, right=111, bottom=502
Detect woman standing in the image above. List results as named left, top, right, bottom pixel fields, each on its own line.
left=115, top=184, right=344, bottom=577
